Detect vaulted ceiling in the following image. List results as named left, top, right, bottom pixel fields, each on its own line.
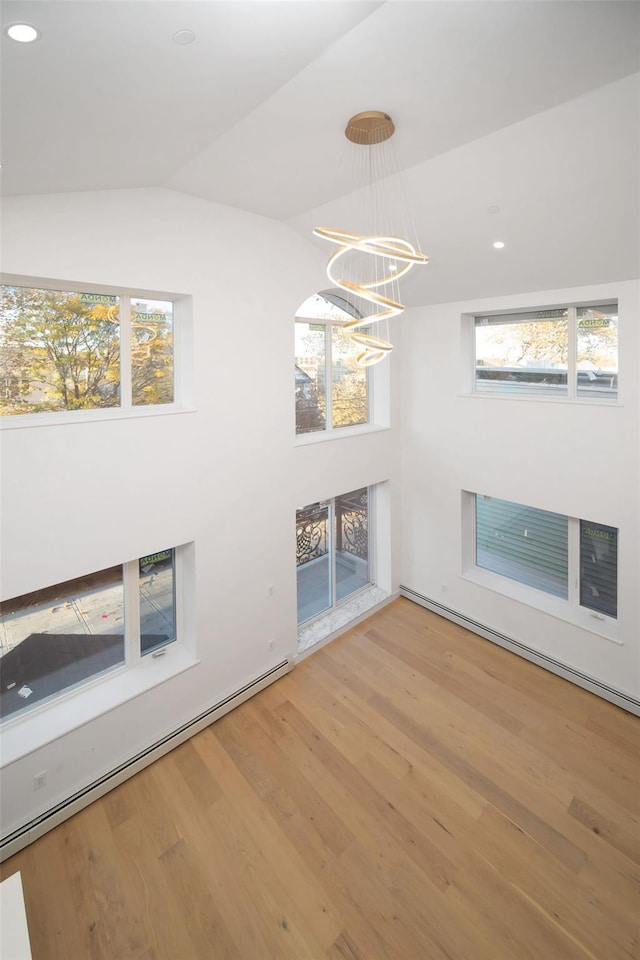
left=2, top=1, right=639, bottom=305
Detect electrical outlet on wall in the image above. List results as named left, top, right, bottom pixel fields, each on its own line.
left=33, top=771, right=47, bottom=790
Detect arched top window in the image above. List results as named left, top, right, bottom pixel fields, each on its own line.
left=296, top=290, right=366, bottom=323
left=294, top=290, right=368, bottom=436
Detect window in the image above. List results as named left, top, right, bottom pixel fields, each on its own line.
left=296, top=487, right=371, bottom=624
left=0, top=548, right=178, bottom=721
left=295, top=293, right=369, bottom=434
left=476, top=495, right=569, bottom=598
left=472, top=494, right=617, bottom=620
left=138, top=549, right=177, bottom=654
left=474, top=302, right=618, bottom=399
left=0, top=282, right=177, bottom=417
left=580, top=521, right=618, bottom=618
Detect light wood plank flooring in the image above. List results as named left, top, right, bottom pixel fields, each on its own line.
left=2, top=597, right=639, bottom=959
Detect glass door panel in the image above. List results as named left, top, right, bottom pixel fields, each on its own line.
left=296, top=503, right=331, bottom=623
left=335, top=487, right=370, bottom=602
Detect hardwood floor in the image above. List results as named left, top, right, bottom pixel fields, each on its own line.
left=2, top=597, right=639, bottom=959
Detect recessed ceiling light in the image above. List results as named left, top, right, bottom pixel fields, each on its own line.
left=6, top=23, right=39, bottom=43
left=493, top=241, right=505, bottom=249
left=173, top=29, right=195, bottom=45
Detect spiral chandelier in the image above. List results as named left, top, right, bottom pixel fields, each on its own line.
left=314, top=112, right=428, bottom=367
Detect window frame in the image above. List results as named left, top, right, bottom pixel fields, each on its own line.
left=461, top=492, right=620, bottom=643
left=0, top=543, right=194, bottom=729
left=0, top=274, right=193, bottom=428
left=468, top=300, right=619, bottom=403
left=294, top=315, right=372, bottom=436
left=296, top=487, right=374, bottom=627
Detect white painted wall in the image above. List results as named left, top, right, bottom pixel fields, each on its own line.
left=400, top=280, right=640, bottom=700
left=0, top=188, right=401, bottom=840
left=9, top=186, right=633, bottom=843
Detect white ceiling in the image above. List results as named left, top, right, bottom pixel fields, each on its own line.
left=2, top=1, right=639, bottom=305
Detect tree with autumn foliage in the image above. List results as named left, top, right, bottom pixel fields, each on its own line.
left=477, top=310, right=617, bottom=374
left=130, top=303, right=174, bottom=406
left=0, top=286, right=173, bottom=415
left=0, top=286, right=120, bottom=413
left=296, top=322, right=368, bottom=430
left=477, top=318, right=568, bottom=369
left=331, top=325, right=368, bottom=427
left=576, top=318, right=618, bottom=370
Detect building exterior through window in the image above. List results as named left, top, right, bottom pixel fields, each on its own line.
left=0, top=550, right=177, bottom=721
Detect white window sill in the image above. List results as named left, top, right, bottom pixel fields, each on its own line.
left=297, top=585, right=391, bottom=655
left=295, top=423, right=389, bottom=446
left=0, top=405, right=197, bottom=430
left=0, top=646, right=199, bottom=766
left=462, top=567, right=620, bottom=644
left=459, top=392, right=622, bottom=407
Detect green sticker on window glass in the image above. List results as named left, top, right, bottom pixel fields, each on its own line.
left=79, top=292, right=119, bottom=305
left=139, top=550, right=172, bottom=567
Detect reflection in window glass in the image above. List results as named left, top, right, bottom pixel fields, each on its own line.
left=0, top=285, right=120, bottom=416
left=296, top=503, right=331, bottom=623
left=576, top=305, right=618, bottom=399
left=0, top=566, right=125, bottom=719
left=131, top=298, right=174, bottom=406
left=139, top=549, right=176, bottom=654
left=475, top=311, right=568, bottom=396
left=476, top=495, right=568, bottom=598
left=472, top=494, right=618, bottom=622
left=580, top=522, right=617, bottom=618
left=295, top=323, right=326, bottom=433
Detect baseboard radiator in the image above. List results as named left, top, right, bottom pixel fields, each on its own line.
left=0, top=660, right=291, bottom=862
left=400, top=587, right=640, bottom=717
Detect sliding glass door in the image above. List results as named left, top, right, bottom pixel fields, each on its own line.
left=296, top=487, right=370, bottom=625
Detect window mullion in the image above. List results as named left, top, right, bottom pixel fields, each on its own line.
left=568, top=517, right=580, bottom=607
left=366, top=361, right=373, bottom=423
left=123, top=558, right=141, bottom=666
left=172, top=298, right=183, bottom=407
left=119, top=295, right=132, bottom=410
left=325, top=324, right=333, bottom=432
left=567, top=307, right=577, bottom=400
left=366, top=485, right=374, bottom=584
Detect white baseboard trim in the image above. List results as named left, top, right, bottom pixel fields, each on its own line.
left=0, top=660, right=292, bottom=862
left=401, top=587, right=640, bottom=717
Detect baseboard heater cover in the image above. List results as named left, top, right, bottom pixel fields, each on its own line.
left=400, top=587, right=639, bottom=717
left=1, top=660, right=291, bottom=861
